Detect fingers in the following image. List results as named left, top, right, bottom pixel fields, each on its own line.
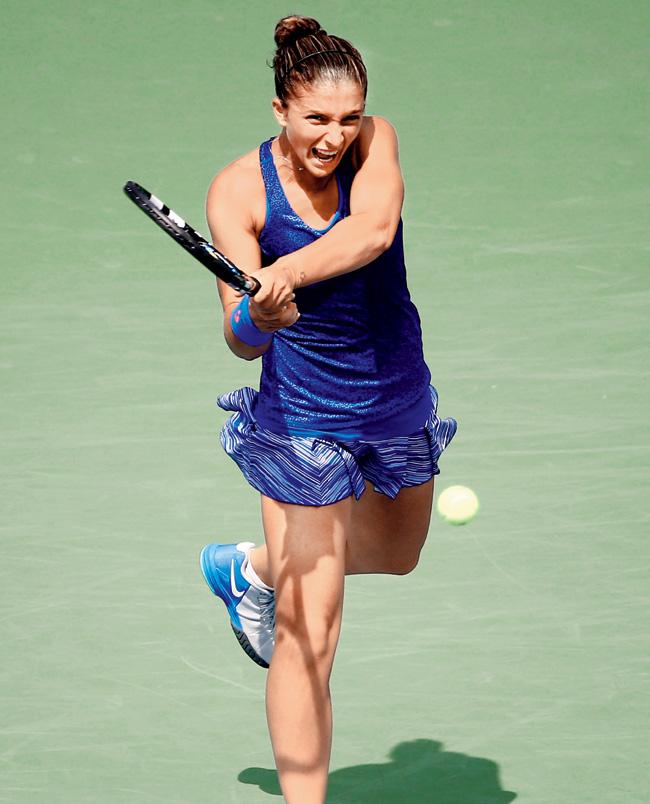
left=249, top=265, right=296, bottom=309
left=254, top=287, right=295, bottom=308
left=285, top=304, right=300, bottom=325
left=245, top=265, right=299, bottom=331
left=249, top=299, right=300, bottom=332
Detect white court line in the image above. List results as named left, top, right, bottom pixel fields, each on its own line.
left=463, top=444, right=649, bottom=456
left=179, top=655, right=263, bottom=698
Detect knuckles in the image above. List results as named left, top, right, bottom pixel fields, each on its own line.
left=249, top=299, right=299, bottom=332
left=246, top=266, right=298, bottom=330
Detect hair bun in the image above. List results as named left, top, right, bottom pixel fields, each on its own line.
left=274, top=15, right=323, bottom=47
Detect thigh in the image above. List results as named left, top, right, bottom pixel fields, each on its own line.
left=347, top=478, right=435, bottom=574
left=261, top=494, right=353, bottom=632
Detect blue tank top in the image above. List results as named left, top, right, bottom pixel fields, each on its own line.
left=254, top=137, right=432, bottom=439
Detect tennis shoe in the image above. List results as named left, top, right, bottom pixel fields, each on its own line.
left=200, top=542, right=275, bottom=669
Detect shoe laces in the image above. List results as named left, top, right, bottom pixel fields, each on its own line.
left=258, top=589, right=276, bottom=631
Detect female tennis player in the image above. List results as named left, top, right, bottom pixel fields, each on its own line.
left=200, top=16, right=456, bottom=803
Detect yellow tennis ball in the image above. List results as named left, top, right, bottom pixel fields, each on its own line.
left=437, top=485, right=479, bottom=525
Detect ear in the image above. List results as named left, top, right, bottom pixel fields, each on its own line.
left=272, top=97, right=288, bottom=128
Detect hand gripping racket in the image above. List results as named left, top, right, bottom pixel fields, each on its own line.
left=123, top=181, right=261, bottom=296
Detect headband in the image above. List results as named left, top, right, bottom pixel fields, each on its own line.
left=282, top=48, right=365, bottom=80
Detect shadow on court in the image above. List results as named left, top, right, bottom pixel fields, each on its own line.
left=238, top=738, right=517, bottom=802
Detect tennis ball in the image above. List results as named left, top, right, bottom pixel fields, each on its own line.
left=437, top=485, right=479, bottom=525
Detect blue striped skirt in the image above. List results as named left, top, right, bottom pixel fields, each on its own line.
left=217, top=386, right=457, bottom=506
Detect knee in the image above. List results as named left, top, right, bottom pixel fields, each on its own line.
left=388, top=552, right=420, bottom=576
left=275, top=607, right=341, bottom=667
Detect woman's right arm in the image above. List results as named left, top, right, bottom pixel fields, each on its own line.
left=206, top=161, right=298, bottom=361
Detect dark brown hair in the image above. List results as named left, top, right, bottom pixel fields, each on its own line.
left=271, top=15, right=368, bottom=103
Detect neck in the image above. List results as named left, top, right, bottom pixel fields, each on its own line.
left=274, top=133, right=332, bottom=192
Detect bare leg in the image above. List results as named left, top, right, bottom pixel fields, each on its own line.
left=262, top=494, right=351, bottom=804
left=346, top=478, right=435, bottom=575
left=250, top=478, right=435, bottom=584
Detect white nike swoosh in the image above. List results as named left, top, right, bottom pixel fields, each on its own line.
left=230, top=560, right=246, bottom=598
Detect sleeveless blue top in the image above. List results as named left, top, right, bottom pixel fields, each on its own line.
left=254, top=137, right=432, bottom=440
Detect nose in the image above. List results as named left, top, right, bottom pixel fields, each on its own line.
left=323, top=126, right=345, bottom=149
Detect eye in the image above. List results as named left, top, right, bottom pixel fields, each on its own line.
left=307, top=114, right=326, bottom=122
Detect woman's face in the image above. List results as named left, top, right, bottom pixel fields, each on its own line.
left=273, top=78, right=365, bottom=177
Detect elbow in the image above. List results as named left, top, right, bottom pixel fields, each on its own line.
left=377, top=230, right=393, bottom=255
left=224, top=329, right=266, bottom=361
left=373, top=219, right=398, bottom=256
left=229, top=344, right=264, bottom=361
left=230, top=342, right=266, bottom=361
left=241, top=349, right=263, bottom=361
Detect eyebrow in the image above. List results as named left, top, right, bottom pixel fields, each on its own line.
left=305, top=108, right=365, bottom=116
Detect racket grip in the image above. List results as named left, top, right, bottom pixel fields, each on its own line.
left=243, top=275, right=262, bottom=296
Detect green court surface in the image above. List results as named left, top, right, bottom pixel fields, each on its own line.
left=2, top=1, right=649, bottom=802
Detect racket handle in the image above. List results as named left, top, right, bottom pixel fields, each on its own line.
left=242, top=275, right=262, bottom=296
left=123, top=180, right=261, bottom=296
left=194, top=241, right=261, bottom=296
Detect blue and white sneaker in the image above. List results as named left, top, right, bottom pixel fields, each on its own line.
left=200, top=541, right=275, bottom=669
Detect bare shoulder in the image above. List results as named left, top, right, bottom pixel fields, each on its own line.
left=362, top=115, right=398, bottom=138
left=206, top=146, right=266, bottom=232
left=352, top=116, right=399, bottom=167
left=207, top=147, right=259, bottom=196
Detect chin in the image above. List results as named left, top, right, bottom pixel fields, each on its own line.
left=309, top=155, right=340, bottom=174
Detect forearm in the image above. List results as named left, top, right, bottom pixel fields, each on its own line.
left=224, top=327, right=270, bottom=361
left=221, top=291, right=300, bottom=360
left=276, top=211, right=395, bottom=289
left=222, top=300, right=270, bottom=361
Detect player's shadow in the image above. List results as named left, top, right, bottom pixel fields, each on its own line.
left=238, top=738, right=517, bottom=802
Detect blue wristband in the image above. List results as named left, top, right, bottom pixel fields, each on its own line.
left=231, top=296, right=273, bottom=347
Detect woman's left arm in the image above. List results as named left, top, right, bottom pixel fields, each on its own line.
left=271, top=116, right=404, bottom=291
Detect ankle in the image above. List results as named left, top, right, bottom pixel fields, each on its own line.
left=248, top=546, right=273, bottom=589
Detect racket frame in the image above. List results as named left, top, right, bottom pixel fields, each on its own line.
left=123, top=181, right=260, bottom=296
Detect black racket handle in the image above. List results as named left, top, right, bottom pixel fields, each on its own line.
left=123, top=180, right=261, bottom=296
left=190, top=240, right=262, bottom=296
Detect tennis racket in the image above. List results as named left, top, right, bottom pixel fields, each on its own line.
left=123, top=181, right=261, bottom=296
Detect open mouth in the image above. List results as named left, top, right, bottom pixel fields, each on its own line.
left=311, top=147, right=338, bottom=164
